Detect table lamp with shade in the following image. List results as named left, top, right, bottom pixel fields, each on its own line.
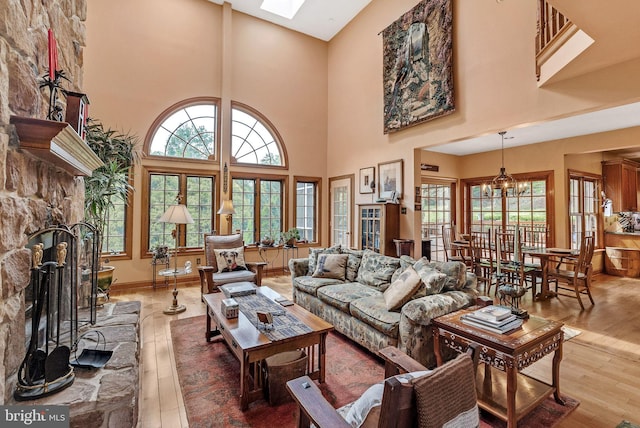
left=158, top=196, right=194, bottom=315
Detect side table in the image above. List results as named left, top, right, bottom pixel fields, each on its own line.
left=151, top=255, right=170, bottom=289
left=258, top=245, right=280, bottom=275
left=282, top=245, right=299, bottom=273
left=432, top=309, right=565, bottom=427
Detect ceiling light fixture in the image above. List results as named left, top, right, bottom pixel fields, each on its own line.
left=482, top=131, right=528, bottom=198
left=260, top=0, right=305, bottom=20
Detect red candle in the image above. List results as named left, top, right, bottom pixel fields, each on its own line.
left=48, top=29, right=58, bottom=80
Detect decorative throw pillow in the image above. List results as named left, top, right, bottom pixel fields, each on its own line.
left=312, top=253, right=349, bottom=280
left=428, top=261, right=467, bottom=291
left=412, top=354, right=479, bottom=428
left=341, top=370, right=431, bottom=428
left=412, top=259, right=447, bottom=298
left=308, top=245, right=341, bottom=275
left=356, top=250, right=401, bottom=290
left=383, top=266, right=422, bottom=311
left=342, top=248, right=364, bottom=282
left=391, top=255, right=418, bottom=283
left=213, top=247, right=247, bottom=273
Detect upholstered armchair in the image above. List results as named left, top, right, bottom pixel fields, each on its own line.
left=198, top=233, right=266, bottom=297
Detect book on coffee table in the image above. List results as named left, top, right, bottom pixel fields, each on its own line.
left=471, top=305, right=513, bottom=322
left=460, top=313, right=523, bottom=334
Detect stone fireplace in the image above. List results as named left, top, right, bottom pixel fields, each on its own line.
left=2, top=7, right=140, bottom=426
left=1, top=0, right=87, bottom=404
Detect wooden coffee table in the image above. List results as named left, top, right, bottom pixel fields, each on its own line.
left=204, top=286, right=334, bottom=410
left=432, top=309, right=565, bottom=428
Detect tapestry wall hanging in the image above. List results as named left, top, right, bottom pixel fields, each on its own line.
left=382, top=0, right=454, bottom=133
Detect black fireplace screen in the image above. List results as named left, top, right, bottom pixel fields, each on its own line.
left=16, top=223, right=99, bottom=400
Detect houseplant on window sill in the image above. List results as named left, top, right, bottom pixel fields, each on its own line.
left=84, top=119, right=140, bottom=298
left=281, top=228, right=301, bottom=247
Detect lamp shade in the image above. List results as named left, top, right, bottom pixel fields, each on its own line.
left=158, top=204, right=194, bottom=225
left=217, top=200, right=236, bottom=216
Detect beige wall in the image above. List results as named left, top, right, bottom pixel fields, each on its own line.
left=328, top=0, right=640, bottom=252
left=84, top=0, right=328, bottom=285
left=83, top=0, right=640, bottom=284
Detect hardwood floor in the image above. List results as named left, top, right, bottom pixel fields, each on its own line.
left=111, top=273, right=640, bottom=427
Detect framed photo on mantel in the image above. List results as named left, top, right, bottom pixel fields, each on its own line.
left=378, top=159, right=404, bottom=200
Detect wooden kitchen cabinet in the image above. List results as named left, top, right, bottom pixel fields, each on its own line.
left=602, top=159, right=639, bottom=212
left=358, top=203, right=400, bottom=256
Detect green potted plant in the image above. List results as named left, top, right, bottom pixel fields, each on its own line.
left=84, top=119, right=140, bottom=294
left=280, top=228, right=301, bottom=247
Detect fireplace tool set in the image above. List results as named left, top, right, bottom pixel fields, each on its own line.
left=15, top=224, right=105, bottom=401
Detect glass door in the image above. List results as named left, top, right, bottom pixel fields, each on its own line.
left=421, top=181, right=455, bottom=261
left=329, top=176, right=353, bottom=248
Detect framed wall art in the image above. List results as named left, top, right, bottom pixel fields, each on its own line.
left=382, top=0, right=454, bottom=133
left=359, top=167, right=376, bottom=194
left=378, top=159, right=404, bottom=200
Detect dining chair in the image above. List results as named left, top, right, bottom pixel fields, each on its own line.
left=494, top=230, right=517, bottom=279
left=522, top=225, right=548, bottom=297
left=495, top=229, right=536, bottom=296
left=548, top=235, right=595, bottom=310
left=441, top=225, right=472, bottom=268
left=469, top=230, right=495, bottom=296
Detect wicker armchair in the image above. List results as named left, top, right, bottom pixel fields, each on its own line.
left=198, top=233, right=265, bottom=298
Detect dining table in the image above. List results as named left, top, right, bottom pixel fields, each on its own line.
left=522, top=247, right=579, bottom=300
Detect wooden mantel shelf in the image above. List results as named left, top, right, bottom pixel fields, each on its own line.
left=10, top=116, right=104, bottom=176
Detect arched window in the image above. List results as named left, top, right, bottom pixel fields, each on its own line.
left=141, top=98, right=303, bottom=253
left=148, top=101, right=218, bottom=160
left=231, top=103, right=286, bottom=166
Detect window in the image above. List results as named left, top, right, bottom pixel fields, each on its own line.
left=463, top=172, right=553, bottom=239
left=231, top=104, right=286, bottom=166
left=143, top=98, right=289, bottom=256
left=295, top=177, right=321, bottom=243
left=569, top=171, right=600, bottom=249
left=102, top=193, right=128, bottom=254
left=232, top=175, right=286, bottom=244
left=147, top=172, right=215, bottom=252
left=420, top=181, right=456, bottom=261
left=147, top=101, right=218, bottom=160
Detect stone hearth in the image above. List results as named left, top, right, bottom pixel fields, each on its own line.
left=9, top=301, right=141, bottom=428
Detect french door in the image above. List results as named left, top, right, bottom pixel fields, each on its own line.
left=421, top=180, right=456, bottom=261
left=329, top=175, right=354, bottom=248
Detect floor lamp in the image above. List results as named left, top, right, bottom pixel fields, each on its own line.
left=217, top=199, right=236, bottom=235
left=158, top=202, right=194, bottom=315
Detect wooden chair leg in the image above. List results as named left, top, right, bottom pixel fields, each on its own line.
left=573, top=279, right=585, bottom=310
left=585, top=267, right=595, bottom=306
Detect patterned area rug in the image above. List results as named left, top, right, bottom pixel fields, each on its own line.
left=171, top=315, right=579, bottom=428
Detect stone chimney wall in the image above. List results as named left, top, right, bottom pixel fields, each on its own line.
left=0, top=0, right=87, bottom=403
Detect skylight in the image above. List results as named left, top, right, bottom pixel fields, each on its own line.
left=260, top=0, right=305, bottom=20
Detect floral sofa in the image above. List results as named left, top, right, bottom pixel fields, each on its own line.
left=289, top=247, right=478, bottom=368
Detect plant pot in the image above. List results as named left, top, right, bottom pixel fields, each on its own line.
left=97, top=265, right=116, bottom=294
left=285, top=238, right=296, bottom=247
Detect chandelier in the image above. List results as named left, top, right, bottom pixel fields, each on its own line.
left=482, top=131, right=528, bottom=198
